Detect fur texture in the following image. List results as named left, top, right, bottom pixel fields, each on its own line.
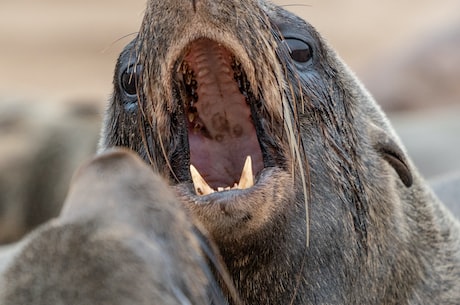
left=2, top=0, right=460, bottom=304
left=99, top=0, right=460, bottom=304
left=0, top=149, right=229, bottom=305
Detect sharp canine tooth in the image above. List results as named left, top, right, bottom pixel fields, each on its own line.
left=190, top=165, right=214, bottom=196
left=238, top=156, right=254, bottom=189
left=188, top=112, right=195, bottom=123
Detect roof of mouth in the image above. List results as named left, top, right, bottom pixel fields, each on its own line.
left=180, top=38, right=264, bottom=190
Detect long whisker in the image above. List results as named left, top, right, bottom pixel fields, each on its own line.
left=101, top=32, right=139, bottom=54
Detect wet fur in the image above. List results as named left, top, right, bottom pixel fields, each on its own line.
left=98, top=1, right=460, bottom=304
left=102, top=1, right=460, bottom=304
left=98, top=0, right=460, bottom=304
left=2, top=0, right=460, bottom=304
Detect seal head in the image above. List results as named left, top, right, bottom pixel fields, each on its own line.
left=100, top=1, right=460, bottom=304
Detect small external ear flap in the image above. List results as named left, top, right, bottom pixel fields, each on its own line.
left=370, top=124, right=413, bottom=187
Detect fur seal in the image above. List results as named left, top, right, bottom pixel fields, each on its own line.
left=0, top=149, right=233, bottom=305
left=3, top=0, right=459, bottom=304
left=98, top=0, right=460, bottom=304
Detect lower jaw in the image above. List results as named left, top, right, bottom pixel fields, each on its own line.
left=172, top=167, right=294, bottom=234
left=174, top=166, right=274, bottom=204
left=174, top=168, right=303, bottom=248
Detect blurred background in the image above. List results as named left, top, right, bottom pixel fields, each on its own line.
left=0, top=0, right=459, bottom=243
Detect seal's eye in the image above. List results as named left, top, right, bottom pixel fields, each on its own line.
left=285, top=38, right=312, bottom=63
left=121, top=64, right=142, bottom=96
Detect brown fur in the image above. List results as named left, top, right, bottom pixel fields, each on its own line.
left=98, top=0, right=460, bottom=304
left=2, top=0, right=460, bottom=304
left=0, top=149, right=230, bottom=304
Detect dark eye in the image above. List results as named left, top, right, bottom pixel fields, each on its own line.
left=285, top=38, right=312, bottom=63
left=121, top=64, right=142, bottom=96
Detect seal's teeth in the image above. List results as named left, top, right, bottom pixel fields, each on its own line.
left=217, top=185, right=236, bottom=192
left=190, top=165, right=215, bottom=196
left=188, top=112, right=195, bottom=123
left=238, top=156, right=254, bottom=189
left=190, top=157, right=254, bottom=196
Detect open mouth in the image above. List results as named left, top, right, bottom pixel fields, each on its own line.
left=174, top=38, right=265, bottom=196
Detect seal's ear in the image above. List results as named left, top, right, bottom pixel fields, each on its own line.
left=370, top=124, right=413, bottom=187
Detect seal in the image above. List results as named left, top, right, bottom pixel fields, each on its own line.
left=2, top=0, right=456, bottom=304
left=98, top=0, right=460, bottom=304
left=0, top=149, right=234, bottom=305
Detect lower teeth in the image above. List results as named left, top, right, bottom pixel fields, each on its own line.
left=190, top=156, right=254, bottom=196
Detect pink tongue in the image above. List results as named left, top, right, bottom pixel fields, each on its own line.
left=185, top=39, right=263, bottom=189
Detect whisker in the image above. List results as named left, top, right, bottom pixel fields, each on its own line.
left=193, top=225, right=243, bottom=305
left=101, top=32, right=139, bottom=54
left=280, top=4, right=313, bottom=8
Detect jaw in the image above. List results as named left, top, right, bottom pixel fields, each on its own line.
left=173, top=167, right=296, bottom=239
left=126, top=1, right=307, bottom=243
left=159, top=37, right=296, bottom=236
left=163, top=38, right=285, bottom=205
